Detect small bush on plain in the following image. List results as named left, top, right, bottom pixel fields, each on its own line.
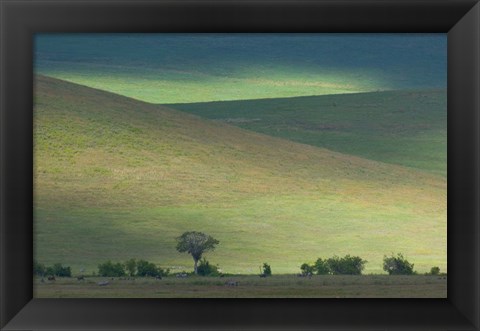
left=136, top=259, right=169, bottom=277
left=326, top=255, right=367, bottom=275
left=33, top=260, right=46, bottom=276
left=40, top=263, right=71, bottom=277
left=383, top=253, right=415, bottom=275
left=136, top=260, right=159, bottom=277
left=300, top=263, right=315, bottom=276
left=124, top=258, right=137, bottom=277
left=427, top=266, right=440, bottom=275
left=98, top=260, right=126, bottom=277
left=262, top=262, right=272, bottom=276
left=52, top=263, right=72, bottom=277
left=314, top=258, right=330, bottom=275
left=45, top=266, right=54, bottom=276
left=196, top=258, right=220, bottom=276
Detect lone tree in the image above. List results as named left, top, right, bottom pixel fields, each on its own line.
left=176, top=231, right=219, bottom=274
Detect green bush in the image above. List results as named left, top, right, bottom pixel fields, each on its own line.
left=136, top=260, right=158, bottom=277
left=45, top=266, right=54, bottom=276
left=98, top=261, right=126, bottom=277
left=196, top=258, right=220, bottom=276
left=428, top=266, right=440, bottom=275
left=326, top=255, right=367, bottom=275
left=300, top=263, right=315, bottom=276
left=262, top=262, right=272, bottom=276
left=160, top=267, right=170, bottom=277
left=33, top=260, right=46, bottom=276
left=136, top=259, right=169, bottom=277
left=124, top=258, right=137, bottom=277
left=383, top=253, right=415, bottom=275
left=45, top=263, right=72, bottom=277
left=314, top=258, right=330, bottom=275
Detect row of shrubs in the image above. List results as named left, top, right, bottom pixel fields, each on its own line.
left=34, top=254, right=443, bottom=278
left=300, top=255, right=367, bottom=276
left=34, top=261, right=71, bottom=277
left=33, top=259, right=170, bottom=278
left=183, top=254, right=438, bottom=277
left=33, top=259, right=269, bottom=278
left=197, top=261, right=274, bottom=277
left=300, top=253, right=442, bottom=276
left=98, top=258, right=222, bottom=277
left=98, top=259, right=170, bottom=277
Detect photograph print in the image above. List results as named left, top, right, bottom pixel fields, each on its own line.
left=33, top=33, right=447, bottom=298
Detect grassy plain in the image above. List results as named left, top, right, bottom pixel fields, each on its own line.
left=35, top=275, right=447, bottom=298
left=34, top=275, right=447, bottom=298
left=34, top=76, right=446, bottom=277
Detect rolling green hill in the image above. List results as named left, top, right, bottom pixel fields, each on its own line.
left=34, top=75, right=446, bottom=275
left=169, top=90, right=446, bottom=177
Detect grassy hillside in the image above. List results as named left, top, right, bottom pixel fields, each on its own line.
left=34, top=34, right=446, bottom=103
left=169, top=90, right=446, bottom=176
left=34, top=76, right=446, bottom=275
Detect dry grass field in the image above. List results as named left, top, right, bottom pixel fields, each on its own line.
left=34, top=275, right=447, bottom=298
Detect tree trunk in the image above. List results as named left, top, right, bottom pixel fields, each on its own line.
left=194, top=258, right=198, bottom=274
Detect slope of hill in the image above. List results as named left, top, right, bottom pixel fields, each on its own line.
left=34, top=76, right=446, bottom=275
left=169, top=90, right=446, bottom=177
left=34, top=34, right=446, bottom=103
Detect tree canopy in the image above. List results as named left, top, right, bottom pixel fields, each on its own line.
left=176, top=231, right=219, bottom=274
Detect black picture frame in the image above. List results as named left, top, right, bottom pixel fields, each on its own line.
left=1, top=0, right=479, bottom=330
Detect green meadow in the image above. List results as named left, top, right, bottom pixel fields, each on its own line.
left=34, top=75, right=446, bottom=277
